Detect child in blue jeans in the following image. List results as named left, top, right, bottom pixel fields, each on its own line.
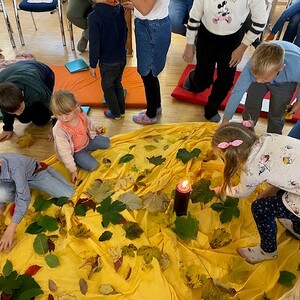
left=0, top=153, right=74, bottom=252
left=51, top=90, right=110, bottom=184
left=88, top=0, right=127, bottom=120
left=123, top=0, right=171, bottom=125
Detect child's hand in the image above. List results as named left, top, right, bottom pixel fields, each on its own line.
left=182, top=44, right=195, bottom=63
left=122, top=1, right=134, bottom=11
left=96, top=126, right=107, bottom=135
left=71, top=170, right=78, bottom=184
left=89, top=67, right=97, bottom=78
left=0, top=130, right=13, bottom=142
left=214, top=186, right=222, bottom=195
left=0, top=222, right=17, bottom=253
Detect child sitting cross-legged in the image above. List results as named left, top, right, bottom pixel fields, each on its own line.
left=212, top=121, right=300, bottom=264
left=50, top=90, right=110, bottom=184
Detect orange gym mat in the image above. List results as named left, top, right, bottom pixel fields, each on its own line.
left=51, top=65, right=146, bottom=108
left=172, top=64, right=300, bottom=123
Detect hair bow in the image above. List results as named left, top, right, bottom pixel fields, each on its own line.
left=217, top=139, right=243, bottom=149
left=242, top=120, right=252, bottom=128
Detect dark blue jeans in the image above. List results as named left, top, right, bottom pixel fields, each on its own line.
left=100, top=61, right=126, bottom=118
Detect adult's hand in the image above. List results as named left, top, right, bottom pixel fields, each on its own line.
left=0, top=130, right=13, bottom=141
left=182, top=44, right=195, bottom=63
left=89, top=67, right=96, bottom=78
left=229, top=43, right=247, bottom=67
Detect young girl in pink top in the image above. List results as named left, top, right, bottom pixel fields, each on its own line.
left=50, top=90, right=110, bottom=183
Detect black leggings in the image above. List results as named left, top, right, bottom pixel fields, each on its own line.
left=141, top=71, right=161, bottom=118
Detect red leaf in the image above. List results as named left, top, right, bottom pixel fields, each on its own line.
left=114, top=256, right=123, bottom=272
left=48, top=295, right=54, bottom=300
left=9, top=204, right=15, bottom=217
left=40, top=162, right=49, bottom=169
left=120, top=217, right=127, bottom=224
left=25, top=265, right=42, bottom=276
left=1, top=293, right=12, bottom=300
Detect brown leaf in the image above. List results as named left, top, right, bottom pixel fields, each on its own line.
left=47, top=238, right=55, bottom=252
left=79, top=278, right=88, bottom=295
left=48, top=295, right=54, bottom=300
left=114, top=256, right=123, bottom=272
left=125, top=266, right=132, bottom=280
left=48, top=279, right=58, bottom=292
left=76, top=198, right=96, bottom=211
left=79, top=254, right=102, bottom=279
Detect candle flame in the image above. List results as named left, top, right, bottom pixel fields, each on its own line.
left=182, top=180, right=189, bottom=188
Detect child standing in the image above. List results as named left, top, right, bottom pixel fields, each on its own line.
left=182, top=0, right=267, bottom=123
left=122, top=0, right=171, bottom=125
left=212, top=122, right=300, bottom=264
left=0, top=153, right=74, bottom=252
left=50, top=90, right=110, bottom=184
left=88, top=0, right=127, bottom=120
left=221, top=41, right=300, bottom=134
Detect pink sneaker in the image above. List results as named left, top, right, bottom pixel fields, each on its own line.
left=132, top=113, right=157, bottom=125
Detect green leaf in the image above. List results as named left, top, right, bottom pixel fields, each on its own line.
left=25, top=222, right=45, bottom=234
left=33, top=234, right=49, bottom=255
left=0, top=271, right=22, bottom=295
left=220, top=209, right=233, bottom=224
left=96, top=197, right=126, bottom=228
left=176, top=148, right=201, bottom=164
left=211, top=197, right=240, bottom=224
left=13, top=274, right=41, bottom=298
left=123, top=222, right=144, bottom=240
left=278, top=270, right=296, bottom=287
left=16, top=288, right=44, bottom=300
left=137, top=246, right=162, bottom=264
left=191, top=179, right=215, bottom=204
left=98, top=231, right=113, bottom=241
left=33, top=195, right=52, bottom=212
left=147, top=155, right=166, bottom=166
left=144, top=145, right=158, bottom=151
left=3, top=259, right=13, bottom=277
left=224, top=196, right=239, bottom=207
left=210, top=202, right=224, bottom=212
left=51, top=196, right=69, bottom=207
left=37, top=215, right=58, bottom=232
left=172, top=212, right=199, bottom=240
left=45, top=254, right=60, bottom=268
left=74, top=204, right=88, bottom=216
left=119, top=154, right=134, bottom=164
left=118, top=192, right=143, bottom=210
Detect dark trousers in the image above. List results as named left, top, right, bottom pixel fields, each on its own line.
left=242, top=82, right=297, bottom=134
left=141, top=71, right=161, bottom=118
left=252, top=191, right=300, bottom=253
left=100, top=61, right=126, bottom=118
left=189, top=24, right=243, bottom=120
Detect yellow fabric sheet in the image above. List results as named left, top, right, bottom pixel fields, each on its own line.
left=0, top=122, right=299, bottom=299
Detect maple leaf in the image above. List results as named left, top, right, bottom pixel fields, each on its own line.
left=87, top=180, right=114, bottom=203
left=118, top=192, right=143, bottom=210
left=17, top=131, right=35, bottom=148
left=137, top=246, right=162, bottom=264
left=79, top=254, right=102, bottom=279
left=201, top=278, right=228, bottom=300
left=118, top=154, right=134, bottom=164
left=180, top=264, right=207, bottom=288
left=211, top=197, right=240, bottom=223
left=176, top=148, right=201, bottom=164
left=147, top=155, right=166, bottom=166
left=76, top=198, right=96, bottom=211
left=172, top=212, right=199, bottom=240
left=68, top=223, right=91, bottom=239
left=96, top=197, right=126, bottom=228
left=191, top=178, right=216, bottom=204
left=227, top=257, right=253, bottom=284
left=142, top=192, right=170, bottom=213
left=114, top=176, right=135, bottom=190
left=209, top=228, right=232, bottom=249
left=123, top=221, right=144, bottom=240
left=278, top=270, right=296, bottom=287
left=121, top=244, right=137, bottom=257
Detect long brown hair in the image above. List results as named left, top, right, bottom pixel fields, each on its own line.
left=211, top=122, right=258, bottom=200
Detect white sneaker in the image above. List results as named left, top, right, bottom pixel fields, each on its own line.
left=237, top=246, right=278, bottom=264
left=278, top=218, right=300, bottom=240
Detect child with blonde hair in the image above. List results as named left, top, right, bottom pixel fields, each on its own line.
left=222, top=41, right=300, bottom=134
left=212, top=121, right=300, bottom=264
left=51, top=90, right=110, bottom=183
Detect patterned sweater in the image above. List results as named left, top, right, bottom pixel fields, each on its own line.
left=226, top=133, right=300, bottom=217
left=186, top=0, right=267, bottom=46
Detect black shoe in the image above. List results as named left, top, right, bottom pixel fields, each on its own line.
left=77, top=36, right=88, bottom=52
left=183, top=70, right=195, bottom=91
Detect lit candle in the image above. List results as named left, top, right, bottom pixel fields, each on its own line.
left=174, top=180, right=191, bottom=216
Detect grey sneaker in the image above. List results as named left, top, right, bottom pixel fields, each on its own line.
left=77, top=36, right=88, bottom=52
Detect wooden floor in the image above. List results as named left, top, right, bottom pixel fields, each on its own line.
left=0, top=2, right=293, bottom=161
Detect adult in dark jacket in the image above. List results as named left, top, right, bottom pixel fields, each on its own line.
left=0, top=60, right=54, bottom=141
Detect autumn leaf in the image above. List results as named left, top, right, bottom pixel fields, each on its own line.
left=209, top=228, right=232, bottom=249
left=144, top=145, right=158, bottom=151
left=123, top=221, right=144, bottom=240
left=180, top=264, right=207, bottom=288
left=96, top=197, right=126, bottom=228
left=51, top=196, right=69, bottom=207
left=102, top=158, right=112, bottom=168
left=25, top=222, right=44, bottom=235
left=33, top=195, right=52, bottom=212
left=68, top=223, right=91, bottom=239
left=278, top=270, right=296, bottom=287
left=201, top=278, right=228, bottom=300
left=142, top=192, right=170, bottom=213
left=176, top=148, right=201, bottom=164
left=172, top=212, right=199, bottom=240
left=191, top=179, right=216, bottom=204
left=45, top=254, right=60, bottom=268
left=24, top=265, right=42, bottom=276
left=48, top=279, right=58, bottom=292
left=227, top=257, right=253, bottom=284
left=158, top=253, right=170, bottom=271
left=17, top=131, right=35, bottom=148
left=99, top=284, right=117, bottom=295
left=121, top=244, right=137, bottom=257
left=137, top=246, right=162, bottom=264
left=37, top=215, right=58, bottom=232
left=74, top=204, right=88, bottom=216
left=87, top=180, right=114, bottom=203
left=33, top=234, right=49, bottom=254
left=147, top=155, right=166, bottom=166
left=98, top=231, right=113, bottom=242
left=119, top=154, right=134, bottom=164
left=79, top=254, right=102, bottom=279
left=118, top=192, right=143, bottom=210
left=79, top=278, right=88, bottom=295
left=211, top=197, right=240, bottom=223
left=76, top=198, right=96, bottom=211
